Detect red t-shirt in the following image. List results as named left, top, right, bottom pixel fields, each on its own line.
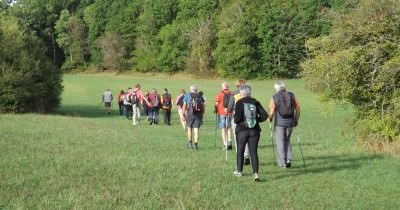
left=215, top=89, right=231, bottom=115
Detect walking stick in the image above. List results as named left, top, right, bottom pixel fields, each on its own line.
left=295, top=127, right=307, bottom=172
left=225, top=115, right=229, bottom=163
left=214, top=113, right=218, bottom=147
left=269, top=123, right=277, bottom=166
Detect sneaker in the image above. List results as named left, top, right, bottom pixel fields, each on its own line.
left=227, top=144, right=233, bottom=150
left=244, top=157, right=250, bottom=165
left=233, top=171, right=242, bottom=177
left=286, top=160, right=291, bottom=168
left=254, top=173, right=260, bottom=181
left=187, top=142, right=193, bottom=149
left=281, top=164, right=287, bottom=168
left=194, top=144, right=198, bottom=150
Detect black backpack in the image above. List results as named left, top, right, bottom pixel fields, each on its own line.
left=162, top=93, right=172, bottom=107
left=128, top=91, right=138, bottom=105
left=189, top=93, right=204, bottom=114
left=222, top=91, right=230, bottom=108
left=276, top=91, right=295, bottom=118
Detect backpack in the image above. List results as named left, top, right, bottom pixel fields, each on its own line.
left=189, top=93, right=204, bottom=114
left=222, top=91, right=230, bottom=108
left=276, top=91, right=294, bottom=118
left=152, top=94, right=160, bottom=107
left=162, top=93, right=172, bottom=107
left=243, top=102, right=257, bottom=128
left=176, top=94, right=184, bottom=107
left=128, top=91, right=138, bottom=105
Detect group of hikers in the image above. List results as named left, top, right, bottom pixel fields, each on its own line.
left=102, top=80, right=300, bottom=182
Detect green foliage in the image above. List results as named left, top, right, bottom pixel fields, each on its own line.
left=302, top=0, right=400, bottom=143
left=0, top=13, right=63, bottom=113
left=257, top=0, right=331, bottom=78
left=215, top=0, right=261, bottom=79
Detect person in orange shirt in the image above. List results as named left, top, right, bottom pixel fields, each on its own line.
left=215, top=82, right=233, bottom=150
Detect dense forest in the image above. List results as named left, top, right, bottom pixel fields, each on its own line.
left=0, top=0, right=398, bottom=149
left=1, top=0, right=346, bottom=78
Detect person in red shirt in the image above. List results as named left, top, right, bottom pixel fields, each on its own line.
left=215, top=82, right=233, bottom=150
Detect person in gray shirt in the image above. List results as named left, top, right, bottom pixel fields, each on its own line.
left=268, top=81, right=301, bottom=168
left=102, top=88, right=113, bottom=115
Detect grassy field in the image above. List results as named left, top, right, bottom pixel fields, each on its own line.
left=1, top=74, right=399, bottom=209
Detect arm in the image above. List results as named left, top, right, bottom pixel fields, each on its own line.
left=268, top=98, right=275, bottom=122
left=234, top=101, right=244, bottom=124
left=294, top=96, right=300, bottom=126
left=257, top=102, right=268, bottom=123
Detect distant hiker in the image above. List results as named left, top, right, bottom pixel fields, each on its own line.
left=268, top=81, right=301, bottom=168
left=176, top=89, right=187, bottom=130
left=124, top=87, right=133, bottom=120
left=147, top=88, right=162, bottom=125
left=233, top=84, right=268, bottom=181
left=227, top=79, right=250, bottom=165
left=102, top=88, right=113, bottom=115
left=132, top=84, right=149, bottom=123
left=143, top=90, right=150, bottom=120
left=128, top=87, right=140, bottom=125
left=182, top=85, right=205, bottom=150
left=215, top=82, right=233, bottom=150
left=161, top=88, right=173, bottom=125
left=118, top=90, right=124, bottom=115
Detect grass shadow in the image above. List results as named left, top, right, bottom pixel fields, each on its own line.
left=56, top=104, right=123, bottom=118
left=272, top=153, right=383, bottom=179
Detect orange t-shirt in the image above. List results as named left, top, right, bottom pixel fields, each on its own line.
left=215, top=90, right=231, bottom=115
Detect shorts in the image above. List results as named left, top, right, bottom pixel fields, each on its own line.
left=218, top=115, right=232, bottom=129
left=187, top=114, right=202, bottom=128
left=105, top=102, right=111, bottom=108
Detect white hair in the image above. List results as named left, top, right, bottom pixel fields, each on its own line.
left=274, top=81, right=286, bottom=92
left=239, top=84, right=251, bottom=97
left=190, top=85, right=198, bottom=93
left=221, top=82, right=228, bottom=90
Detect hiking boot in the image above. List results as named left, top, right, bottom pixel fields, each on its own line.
left=254, top=173, right=260, bottom=182
left=194, top=144, right=198, bottom=150
left=227, top=144, right=233, bottom=150
left=244, top=157, right=250, bottom=165
left=187, top=142, right=193, bottom=149
left=233, top=171, right=242, bottom=177
left=286, top=160, right=291, bottom=168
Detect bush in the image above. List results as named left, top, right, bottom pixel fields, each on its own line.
left=0, top=13, right=63, bottom=113
left=301, top=0, right=400, bottom=146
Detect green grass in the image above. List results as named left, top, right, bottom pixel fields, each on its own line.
left=1, top=74, right=399, bottom=209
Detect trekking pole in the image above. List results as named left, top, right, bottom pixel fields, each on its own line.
left=269, top=123, right=277, bottom=166
left=225, top=115, right=228, bottom=163
left=214, top=113, right=218, bottom=147
left=295, top=127, right=307, bottom=172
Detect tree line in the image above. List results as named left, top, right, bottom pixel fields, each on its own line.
left=2, top=0, right=341, bottom=78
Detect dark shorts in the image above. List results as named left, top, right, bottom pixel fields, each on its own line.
left=187, top=114, right=202, bottom=128
left=105, top=102, right=111, bottom=107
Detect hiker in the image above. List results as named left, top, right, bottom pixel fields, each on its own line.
left=161, top=88, right=173, bottom=125
left=118, top=90, right=124, bottom=115
left=215, top=82, right=233, bottom=150
left=102, top=88, right=113, bottom=115
left=132, top=84, right=149, bottom=123
left=176, top=89, right=187, bottom=130
left=142, top=90, right=150, bottom=120
left=127, top=87, right=141, bottom=125
left=268, top=81, right=301, bottom=168
left=147, top=88, right=161, bottom=125
left=182, top=85, right=205, bottom=150
left=227, top=79, right=250, bottom=165
left=124, top=87, right=133, bottom=120
left=233, top=84, right=268, bottom=181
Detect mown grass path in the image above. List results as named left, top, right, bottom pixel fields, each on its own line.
left=1, top=74, right=399, bottom=209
